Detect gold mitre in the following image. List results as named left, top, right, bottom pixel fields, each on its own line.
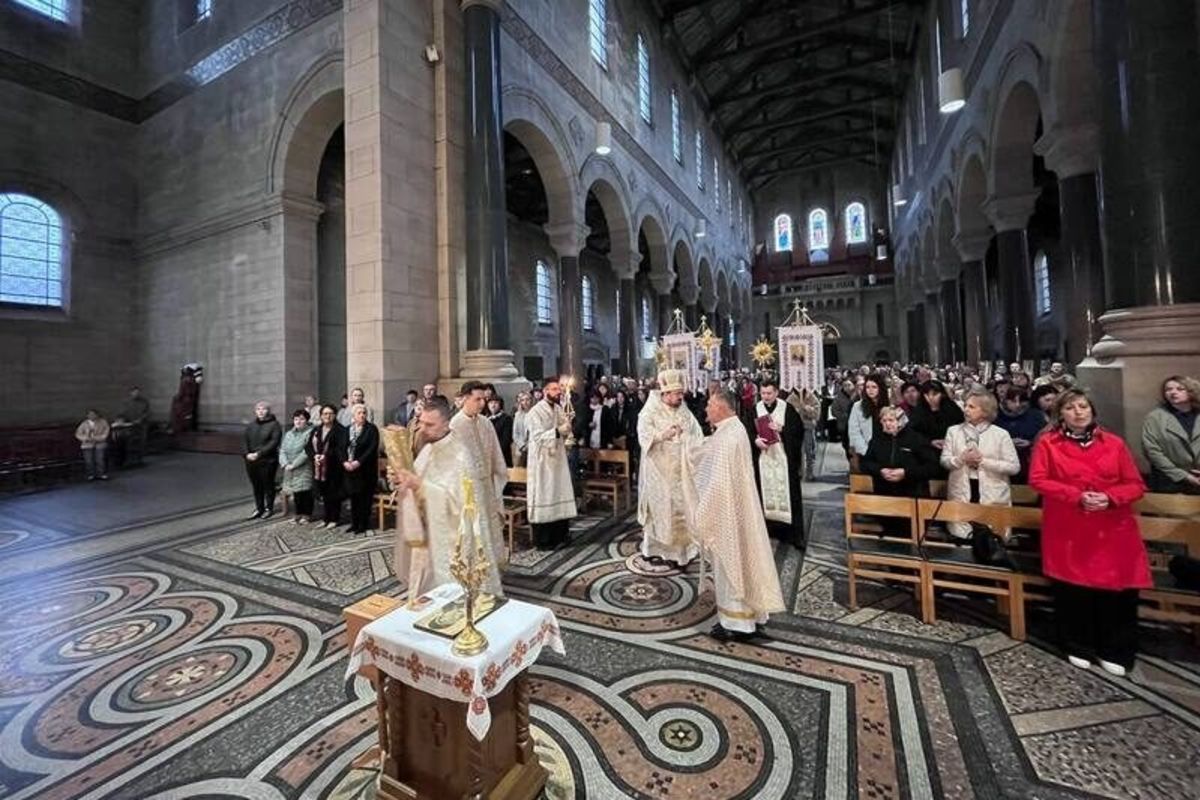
left=657, top=369, right=686, bottom=393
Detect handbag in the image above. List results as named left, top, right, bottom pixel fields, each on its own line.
left=969, top=522, right=1016, bottom=569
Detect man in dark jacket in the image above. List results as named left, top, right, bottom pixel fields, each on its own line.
left=995, top=387, right=1046, bottom=482
left=861, top=407, right=942, bottom=498
left=244, top=401, right=283, bottom=519
left=486, top=397, right=514, bottom=467
left=748, top=379, right=806, bottom=548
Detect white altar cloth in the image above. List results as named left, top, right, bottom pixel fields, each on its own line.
left=346, top=583, right=565, bottom=740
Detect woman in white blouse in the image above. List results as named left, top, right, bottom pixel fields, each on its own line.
left=940, top=389, right=1021, bottom=539
left=511, top=391, right=533, bottom=467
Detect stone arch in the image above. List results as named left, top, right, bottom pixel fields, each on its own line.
left=935, top=194, right=958, bottom=278
left=268, top=52, right=344, bottom=196
left=715, top=269, right=731, bottom=315
left=634, top=196, right=671, bottom=281
left=956, top=153, right=989, bottom=240
left=580, top=154, right=636, bottom=261
left=669, top=226, right=696, bottom=292
left=0, top=170, right=92, bottom=234
left=988, top=44, right=1046, bottom=198
left=920, top=225, right=936, bottom=288
left=697, top=257, right=716, bottom=313
left=503, top=86, right=582, bottom=228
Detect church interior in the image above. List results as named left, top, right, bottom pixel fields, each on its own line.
left=2, top=0, right=1199, bottom=798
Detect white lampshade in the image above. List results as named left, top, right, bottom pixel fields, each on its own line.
left=938, top=68, right=966, bottom=114
left=695, top=218, right=707, bottom=238
left=876, top=243, right=888, bottom=261
left=595, top=121, right=612, bottom=155
left=892, top=185, right=907, bottom=207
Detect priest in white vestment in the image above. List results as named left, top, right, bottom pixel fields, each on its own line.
left=694, top=388, right=785, bottom=641
left=450, top=381, right=510, bottom=566
left=525, top=379, right=578, bottom=549
left=390, top=399, right=504, bottom=599
left=637, top=369, right=703, bottom=566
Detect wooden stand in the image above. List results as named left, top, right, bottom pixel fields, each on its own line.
left=345, top=594, right=547, bottom=800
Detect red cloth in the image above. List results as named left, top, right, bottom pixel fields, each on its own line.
left=755, top=415, right=780, bottom=445
left=1028, top=428, right=1152, bottom=590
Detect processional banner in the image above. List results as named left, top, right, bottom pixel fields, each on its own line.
left=662, top=332, right=705, bottom=392
left=777, top=326, right=824, bottom=393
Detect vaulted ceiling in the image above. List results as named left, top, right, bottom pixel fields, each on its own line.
left=652, top=0, right=921, bottom=189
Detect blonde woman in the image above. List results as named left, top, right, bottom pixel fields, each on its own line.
left=512, top=391, right=533, bottom=467
left=940, top=389, right=1020, bottom=540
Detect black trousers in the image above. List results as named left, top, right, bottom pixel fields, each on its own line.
left=317, top=479, right=342, bottom=523
left=246, top=460, right=278, bottom=514
left=291, top=490, right=314, bottom=517
left=349, top=487, right=374, bottom=533
left=1056, top=582, right=1140, bottom=669
left=532, top=519, right=570, bottom=549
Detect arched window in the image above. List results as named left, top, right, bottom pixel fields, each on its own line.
left=726, top=316, right=735, bottom=347
left=695, top=131, right=704, bottom=189
left=588, top=0, right=607, bottom=69
left=1, top=193, right=65, bottom=307
left=641, top=295, right=653, bottom=340
left=535, top=260, right=552, bottom=324
left=773, top=213, right=793, bottom=252
left=808, top=208, right=828, bottom=251
left=636, top=34, right=651, bottom=123
left=13, top=0, right=69, bottom=22
left=581, top=274, right=595, bottom=331
left=197, top=0, right=212, bottom=21
left=670, top=89, right=682, bottom=163
left=960, top=0, right=970, bottom=37
left=845, top=202, right=867, bottom=244
left=1034, top=251, right=1051, bottom=315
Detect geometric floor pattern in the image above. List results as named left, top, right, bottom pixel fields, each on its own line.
left=0, top=446, right=1196, bottom=799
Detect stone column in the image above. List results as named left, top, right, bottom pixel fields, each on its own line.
left=650, top=272, right=674, bottom=337
left=924, top=291, right=943, bottom=365
left=953, top=230, right=991, bottom=365
left=458, top=0, right=520, bottom=384
left=545, top=222, right=589, bottom=383
left=983, top=193, right=1039, bottom=362
left=1077, top=0, right=1200, bottom=447
left=616, top=252, right=640, bottom=376
left=939, top=278, right=963, bottom=364
left=1035, top=122, right=1104, bottom=364
left=678, top=282, right=700, bottom=331
left=344, top=0, right=439, bottom=410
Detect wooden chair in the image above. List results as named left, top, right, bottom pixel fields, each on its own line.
left=844, top=494, right=924, bottom=614
left=504, top=467, right=528, bottom=500
left=849, top=473, right=874, bottom=493
left=916, top=499, right=1043, bottom=640
left=500, top=497, right=529, bottom=555
left=581, top=448, right=631, bottom=510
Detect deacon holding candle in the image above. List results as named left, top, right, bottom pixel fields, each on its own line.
left=524, top=378, right=579, bottom=549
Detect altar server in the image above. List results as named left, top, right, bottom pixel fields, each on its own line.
left=524, top=379, right=578, bottom=549
left=450, top=380, right=510, bottom=565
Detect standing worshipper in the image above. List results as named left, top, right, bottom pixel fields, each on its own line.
left=279, top=409, right=315, bottom=523
left=486, top=396, right=514, bottom=467
left=524, top=379, right=578, bottom=549
left=636, top=370, right=704, bottom=567
left=450, top=381, right=510, bottom=565
left=338, top=387, right=375, bottom=427
left=244, top=401, right=282, bottom=519
left=389, top=399, right=503, bottom=598
left=512, top=392, right=533, bottom=467
left=342, top=404, right=380, bottom=535
left=119, top=386, right=150, bottom=466
left=752, top=379, right=806, bottom=547
left=308, top=404, right=347, bottom=529
left=694, top=389, right=785, bottom=641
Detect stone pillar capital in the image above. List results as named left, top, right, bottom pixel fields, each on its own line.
left=952, top=228, right=992, bottom=262
left=982, top=192, right=1040, bottom=233
left=1034, top=122, right=1099, bottom=179
left=699, top=284, right=718, bottom=313
left=543, top=222, right=591, bottom=261
left=278, top=192, right=326, bottom=222
left=934, top=256, right=961, bottom=281
left=677, top=281, right=700, bottom=305
left=614, top=250, right=642, bottom=281
left=460, top=0, right=502, bottom=11
left=648, top=269, right=676, bottom=295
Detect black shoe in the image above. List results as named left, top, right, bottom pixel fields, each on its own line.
left=647, top=555, right=665, bottom=565
left=247, top=510, right=263, bottom=520
left=710, top=623, right=734, bottom=641
left=262, top=510, right=275, bottom=520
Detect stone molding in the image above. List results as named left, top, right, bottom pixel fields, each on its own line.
left=1033, top=122, right=1099, bottom=179
left=676, top=281, right=700, bottom=305
left=981, top=191, right=1040, bottom=233
left=135, top=192, right=324, bottom=259
left=542, top=222, right=591, bottom=260
left=648, top=270, right=676, bottom=295
left=613, top=250, right=642, bottom=281
left=460, top=0, right=503, bottom=10
left=1091, top=303, right=1200, bottom=359
left=952, top=229, right=992, bottom=262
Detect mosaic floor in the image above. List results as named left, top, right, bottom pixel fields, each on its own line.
left=0, top=446, right=1197, bottom=799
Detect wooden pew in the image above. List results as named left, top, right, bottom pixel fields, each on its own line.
left=580, top=448, right=631, bottom=510
left=844, top=494, right=925, bottom=614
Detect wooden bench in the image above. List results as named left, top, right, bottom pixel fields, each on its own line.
left=916, top=499, right=1043, bottom=640
left=504, top=467, right=528, bottom=500
left=844, top=494, right=925, bottom=614
left=580, top=448, right=630, bottom=510
left=850, top=473, right=1038, bottom=505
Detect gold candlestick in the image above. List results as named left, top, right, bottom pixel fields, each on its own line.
left=449, top=476, right=491, bottom=657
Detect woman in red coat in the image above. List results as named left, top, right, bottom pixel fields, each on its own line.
left=1029, top=388, right=1151, bottom=676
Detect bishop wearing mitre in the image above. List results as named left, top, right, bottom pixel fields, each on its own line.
left=450, top=381, right=510, bottom=566
left=389, top=398, right=503, bottom=598
left=751, top=378, right=806, bottom=547
left=524, top=378, right=578, bottom=549
left=694, top=388, right=785, bottom=641
left=636, top=369, right=703, bottom=567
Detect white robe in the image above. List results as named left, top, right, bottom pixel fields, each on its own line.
left=524, top=399, right=578, bottom=524
left=755, top=400, right=792, bottom=524
left=393, top=432, right=504, bottom=599
left=693, top=416, right=785, bottom=632
left=637, top=398, right=703, bottom=563
left=450, top=411, right=509, bottom=565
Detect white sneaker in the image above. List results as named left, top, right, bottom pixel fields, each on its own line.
left=1067, top=655, right=1091, bottom=670
left=1098, top=660, right=1127, bottom=677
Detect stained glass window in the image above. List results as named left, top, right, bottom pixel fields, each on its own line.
left=641, top=295, right=653, bottom=340
left=695, top=132, right=704, bottom=189
left=808, top=208, right=829, bottom=251
left=713, top=158, right=720, bottom=210
left=637, top=34, right=651, bottom=123
left=582, top=274, right=595, bottom=331
left=1034, top=251, right=1052, bottom=315
left=197, top=0, right=212, bottom=21
left=536, top=260, right=552, bottom=324
left=588, top=0, right=607, bottom=69
left=845, top=202, right=867, bottom=244
left=961, top=0, right=970, bottom=37
left=773, top=214, right=793, bottom=252
left=12, top=0, right=68, bottom=22
left=0, top=193, right=64, bottom=307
